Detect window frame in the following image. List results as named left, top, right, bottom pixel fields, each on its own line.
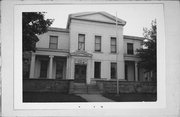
left=127, top=43, right=134, bottom=55
left=95, top=35, right=101, bottom=52
left=49, top=35, right=58, bottom=49
left=110, top=37, right=117, bottom=53
left=94, top=62, right=101, bottom=78
left=111, top=62, right=117, bottom=79
left=78, top=34, right=85, bottom=51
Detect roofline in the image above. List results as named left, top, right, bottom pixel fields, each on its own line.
left=48, top=27, right=69, bottom=33
left=66, top=12, right=126, bottom=29
left=67, top=17, right=125, bottom=28
left=123, top=35, right=145, bottom=41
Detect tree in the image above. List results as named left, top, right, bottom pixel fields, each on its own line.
left=22, top=12, right=53, bottom=78
left=136, top=19, right=157, bottom=80
left=23, top=12, right=54, bottom=52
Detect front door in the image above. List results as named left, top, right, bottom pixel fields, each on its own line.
left=74, top=65, right=86, bottom=83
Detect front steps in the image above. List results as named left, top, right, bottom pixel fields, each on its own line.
left=69, top=83, right=102, bottom=94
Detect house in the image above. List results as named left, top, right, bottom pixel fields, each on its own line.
left=28, top=12, right=147, bottom=84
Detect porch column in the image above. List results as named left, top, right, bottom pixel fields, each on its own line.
left=66, top=57, right=69, bottom=79
left=135, top=61, right=138, bottom=81
left=48, top=55, right=54, bottom=79
left=29, top=53, right=36, bottom=78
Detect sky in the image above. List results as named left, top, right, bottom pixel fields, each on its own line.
left=43, top=4, right=163, bottom=37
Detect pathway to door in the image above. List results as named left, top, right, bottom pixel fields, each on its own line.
left=76, top=94, right=115, bottom=102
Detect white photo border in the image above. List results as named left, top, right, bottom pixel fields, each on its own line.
left=13, top=1, right=166, bottom=110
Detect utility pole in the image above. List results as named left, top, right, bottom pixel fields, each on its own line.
left=115, top=12, right=119, bottom=95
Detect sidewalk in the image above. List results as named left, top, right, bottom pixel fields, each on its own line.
left=76, top=94, right=115, bottom=102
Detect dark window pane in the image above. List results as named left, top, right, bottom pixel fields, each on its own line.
left=94, top=62, right=101, bottom=78
left=127, top=43, right=134, bottom=55
left=56, top=61, right=64, bottom=79
left=40, top=60, right=48, bottom=78
left=111, top=63, right=117, bottom=79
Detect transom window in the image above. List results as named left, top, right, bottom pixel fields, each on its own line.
left=127, top=43, right=134, bottom=55
left=78, top=34, right=85, bottom=50
left=111, top=37, right=117, bottom=53
left=49, top=36, right=58, bottom=49
left=95, top=35, right=101, bottom=52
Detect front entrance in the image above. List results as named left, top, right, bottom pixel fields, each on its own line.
left=74, top=65, right=87, bottom=83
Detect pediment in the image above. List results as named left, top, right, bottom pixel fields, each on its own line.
left=69, top=12, right=126, bottom=26
left=70, top=50, right=92, bottom=57
left=75, top=13, right=115, bottom=23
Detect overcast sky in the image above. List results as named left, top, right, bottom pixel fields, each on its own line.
left=43, top=4, right=163, bottom=37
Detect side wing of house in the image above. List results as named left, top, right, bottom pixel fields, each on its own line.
left=123, top=35, right=146, bottom=81
left=29, top=28, right=70, bottom=79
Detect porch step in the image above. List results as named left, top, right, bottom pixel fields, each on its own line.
left=71, top=83, right=88, bottom=94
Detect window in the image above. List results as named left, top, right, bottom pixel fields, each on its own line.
left=78, top=34, right=85, bottom=50
left=127, top=43, right=134, bottom=55
left=111, top=62, right=117, bottom=79
left=95, top=35, right=101, bottom=52
left=49, top=36, right=58, bottom=49
left=40, top=60, right=48, bottom=78
left=94, top=62, right=101, bottom=78
left=56, top=61, right=64, bottom=79
left=111, top=37, right=117, bottom=53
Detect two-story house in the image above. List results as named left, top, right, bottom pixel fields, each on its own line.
left=29, top=12, right=145, bottom=84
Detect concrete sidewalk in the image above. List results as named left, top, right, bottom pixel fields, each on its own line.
left=76, top=94, right=115, bottom=102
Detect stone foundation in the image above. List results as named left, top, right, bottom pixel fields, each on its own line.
left=96, top=80, right=156, bottom=94
left=23, top=79, right=73, bottom=93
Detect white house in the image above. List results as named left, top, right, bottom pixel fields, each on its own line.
left=29, top=12, right=146, bottom=84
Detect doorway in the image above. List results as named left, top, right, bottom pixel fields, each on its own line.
left=74, top=65, right=87, bottom=83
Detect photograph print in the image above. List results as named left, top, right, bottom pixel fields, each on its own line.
left=22, top=4, right=159, bottom=102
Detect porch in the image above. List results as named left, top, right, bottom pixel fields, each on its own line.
left=29, top=54, right=68, bottom=80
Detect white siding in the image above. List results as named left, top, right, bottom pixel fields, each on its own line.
left=36, top=31, right=69, bottom=50
left=124, top=39, right=142, bottom=55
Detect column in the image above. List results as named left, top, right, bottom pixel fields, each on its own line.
left=29, top=53, right=36, bottom=78
left=135, top=61, right=138, bottom=81
left=66, top=57, right=69, bottom=79
left=48, top=55, right=54, bottom=79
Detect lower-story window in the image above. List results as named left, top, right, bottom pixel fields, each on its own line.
left=56, top=61, right=64, bottom=79
left=111, top=62, right=117, bottom=79
left=94, top=62, right=101, bottom=78
left=40, top=60, right=48, bottom=78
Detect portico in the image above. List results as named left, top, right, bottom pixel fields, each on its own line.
left=29, top=49, right=69, bottom=79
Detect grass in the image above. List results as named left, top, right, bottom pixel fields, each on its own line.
left=103, top=93, right=157, bottom=102
left=23, top=92, right=87, bottom=102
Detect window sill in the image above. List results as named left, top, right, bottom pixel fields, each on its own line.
left=109, top=52, right=117, bottom=54
left=93, top=51, right=103, bottom=54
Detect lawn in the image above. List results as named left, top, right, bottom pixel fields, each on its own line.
left=103, top=93, right=157, bottom=102
left=23, top=92, right=87, bottom=102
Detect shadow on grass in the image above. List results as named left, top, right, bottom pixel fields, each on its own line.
left=103, top=93, right=157, bottom=102
left=23, top=92, right=87, bottom=102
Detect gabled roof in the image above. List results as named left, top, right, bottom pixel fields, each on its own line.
left=66, top=11, right=126, bottom=28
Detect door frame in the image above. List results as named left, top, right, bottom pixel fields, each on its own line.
left=74, top=64, right=87, bottom=83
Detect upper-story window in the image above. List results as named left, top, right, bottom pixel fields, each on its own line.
left=95, top=35, right=101, bottom=52
left=49, top=36, right=58, bottom=49
left=78, top=34, right=85, bottom=51
left=127, top=43, right=134, bottom=55
left=111, top=37, right=117, bottom=53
